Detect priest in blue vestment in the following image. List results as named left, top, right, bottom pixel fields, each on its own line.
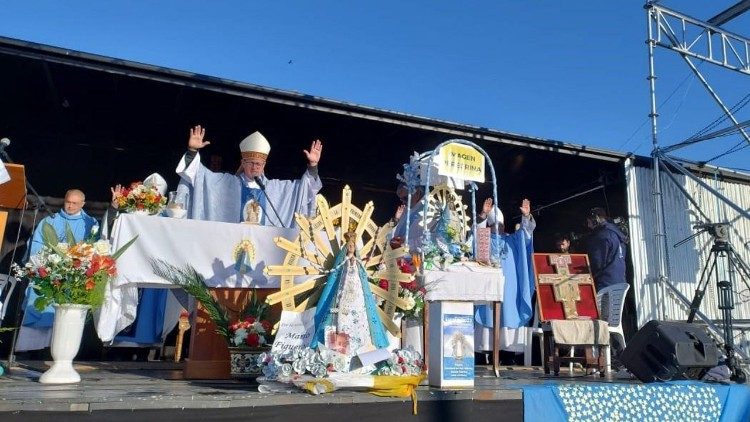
left=474, top=198, right=536, bottom=354
left=16, top=189, right=99, bottom=351
left=175, top=125, right=323, bottom=227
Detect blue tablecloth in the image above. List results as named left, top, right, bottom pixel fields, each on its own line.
left=522, top=381, right=750, bottom=422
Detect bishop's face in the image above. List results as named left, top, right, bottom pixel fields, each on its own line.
left=241, top=157, right=266, bottom=179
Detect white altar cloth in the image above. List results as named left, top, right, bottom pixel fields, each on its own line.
left=97, top=214, right=296, bottom=342
left=423, top=262, right=504, bottom=302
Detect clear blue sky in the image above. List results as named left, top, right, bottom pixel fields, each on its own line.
left=2, top=1, right=749, bottom=170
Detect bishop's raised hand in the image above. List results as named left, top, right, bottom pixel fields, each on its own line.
left=303, top=139, right=323, bottom=166
left=187, top=125, right=211, bottom=151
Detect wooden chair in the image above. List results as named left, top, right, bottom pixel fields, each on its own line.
left=532, top=253, right=609, bottom=376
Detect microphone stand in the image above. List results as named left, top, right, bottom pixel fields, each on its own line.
left=0, top=145, right=50, bottom=367
left=254, top=176, right=286, bottom=229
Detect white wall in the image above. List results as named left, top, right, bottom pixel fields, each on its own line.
left=625, top=158, right=750, bottom=356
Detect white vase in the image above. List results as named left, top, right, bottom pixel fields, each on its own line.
left=39, top=304, right=90, bottom=384
left=401, top=317, right=424, bottom=356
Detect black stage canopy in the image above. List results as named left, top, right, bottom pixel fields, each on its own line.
left=0, top=35, right=630, bottom=251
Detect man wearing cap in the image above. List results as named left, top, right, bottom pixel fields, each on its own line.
left=175, top=125, right=322, bottom=226
left=584, top=207, right=627, bottom=290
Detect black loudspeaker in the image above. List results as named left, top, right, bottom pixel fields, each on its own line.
left=621, top=320, right=719, bottom=383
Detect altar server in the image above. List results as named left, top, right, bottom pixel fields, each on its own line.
left=175, top=125, right=322, bottom=227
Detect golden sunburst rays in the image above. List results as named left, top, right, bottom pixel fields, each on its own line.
left=264, top=185, right=413, bottom=337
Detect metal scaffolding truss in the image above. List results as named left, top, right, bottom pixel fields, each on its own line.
left=647, top=3, right=750, bottom=151
left=644, top=1, right=750, bottom=379
left=648, top=4, right=750, bottom=76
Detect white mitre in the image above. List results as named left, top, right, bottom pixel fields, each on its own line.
left=239, top=131, right=271, bottom=160
left=144, top=172, right=168, bottom=195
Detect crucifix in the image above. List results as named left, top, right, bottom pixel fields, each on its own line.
left=538, top=254, right=594, bottom=319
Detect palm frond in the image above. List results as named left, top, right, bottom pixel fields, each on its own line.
left=150, top=258, right=230, bottom=340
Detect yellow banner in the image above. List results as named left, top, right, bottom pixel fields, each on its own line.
left=437, top=143, right=485, bottom=182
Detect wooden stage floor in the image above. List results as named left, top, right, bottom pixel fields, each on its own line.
left=0, top=361, right=637, bottom=421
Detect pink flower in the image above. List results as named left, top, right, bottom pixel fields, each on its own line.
left=38, top=267, right=49, bottom=278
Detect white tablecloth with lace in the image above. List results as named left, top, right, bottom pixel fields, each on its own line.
left=97, top=214, right=297, bottom=342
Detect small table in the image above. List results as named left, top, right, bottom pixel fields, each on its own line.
left=423, top=263, right=504, bottom=376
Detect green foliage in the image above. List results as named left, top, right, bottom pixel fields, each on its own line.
left=150, top=259, right=231, bottom=340
left=13, top=222, right=137, bottom=310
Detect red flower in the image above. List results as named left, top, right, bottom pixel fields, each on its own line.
left=245, top=316, right=256, bottom=324
left=85, top=278, right=96, bottom=291
left=72, top=259, right=82, bottom=268
left=38, top=267, right=49, bottom=278
left=260, top=320, right=272, bottom=332
left=52, top=279, right=61, bottom=287
left=378, top=279, right=389, bottom=290
left=245, top=332, right=260, bottom=347
left=400, top=279, right=418, bottom=291
left=397, top=258, right=414, bottom=274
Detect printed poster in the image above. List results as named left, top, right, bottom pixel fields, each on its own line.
left=442, top=313, right=475, bottom=380
left=437, top=143, right=485, bottom=183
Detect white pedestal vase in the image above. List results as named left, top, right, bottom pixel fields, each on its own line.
left=39, top=304, right=90, bottom=384
left=401, top=317, right=424, bottom=356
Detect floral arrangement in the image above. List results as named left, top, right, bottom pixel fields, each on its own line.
left=228, top=292, right=272, bottom=348
left=112, top=181, right=166, bottom=214
left=377, top=258, right=426, bottom=320
left=230, top=316, right=273, bottom=348
left=151, top=260, right=274, bottom=348
left=12, top=223, right=136, bottom=310
left=422, top=212, right=471, bottom=270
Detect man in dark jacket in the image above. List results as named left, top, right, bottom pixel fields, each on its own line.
left=585, top=207, right=627, bottom=290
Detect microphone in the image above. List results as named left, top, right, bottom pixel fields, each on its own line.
left=253, top=176, right=265, bottom=190
left=253, top=176, right=286, bottom=228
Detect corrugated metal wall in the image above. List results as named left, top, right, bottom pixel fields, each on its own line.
left=625, top=158, right=750, bottom=356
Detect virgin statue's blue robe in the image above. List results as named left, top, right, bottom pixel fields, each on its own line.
left=475, top=215, right=536, bottom=329
left=311, top=249, right=389, bottom=350
left=176, top=152, right=321, bottom=227
left=23, top=210, right=99, bottom=329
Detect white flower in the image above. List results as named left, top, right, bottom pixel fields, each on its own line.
left=233, top=328, right=247, bottom=346
left=253, top=321, right=264, bottom=333
left=93, top=240, right=111, bottom=256
left=403, top=295, right=416, bottom=310
left=48, top=253, right=63, bottom=265
left=91, top=225, right=99, bottom=236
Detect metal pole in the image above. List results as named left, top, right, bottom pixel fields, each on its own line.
left=647, top=4, right=671, bottom=321
left=678, top=55, right=750, bottom=147
left=659, top=153, right=750, bottom=221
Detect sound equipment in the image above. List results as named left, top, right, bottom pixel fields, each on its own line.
left=621, top=320, right=719, bottom=382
